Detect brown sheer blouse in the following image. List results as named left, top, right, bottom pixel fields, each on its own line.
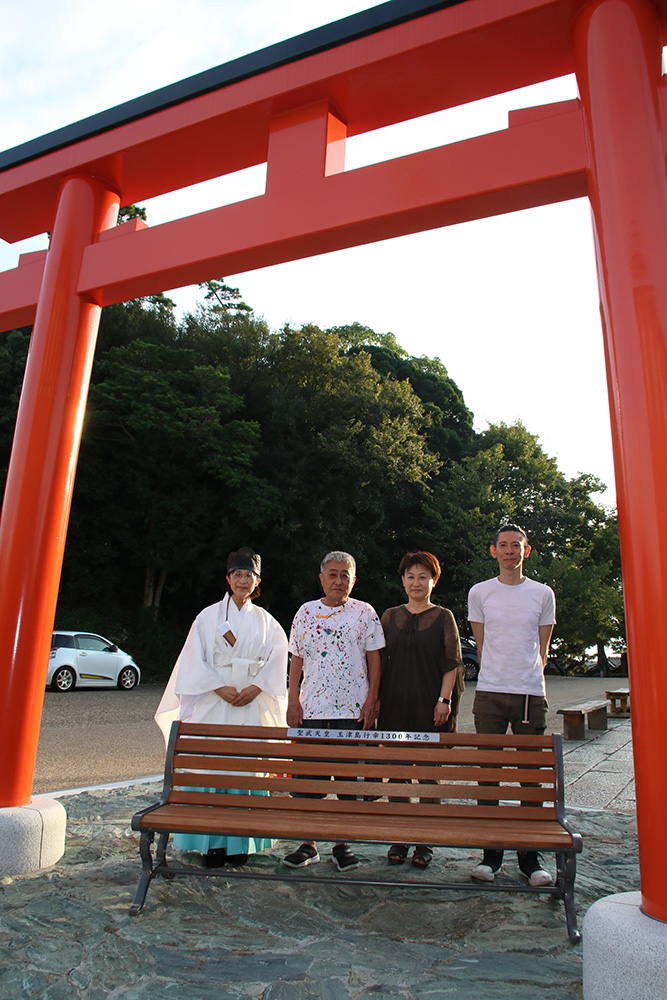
left=378, top=605, right=464, bottom=733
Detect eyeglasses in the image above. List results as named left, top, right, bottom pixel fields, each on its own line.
left=230, top=570, right=257, bottom=581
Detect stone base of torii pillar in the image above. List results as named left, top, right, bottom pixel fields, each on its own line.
left=0, top=798, right=66, bottom=875
left=584, top=892, right=667, bottom=1000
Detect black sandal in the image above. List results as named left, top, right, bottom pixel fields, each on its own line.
left=412, top=845, right=433, bottom=868
left=387, top=844, right=409, bottom=865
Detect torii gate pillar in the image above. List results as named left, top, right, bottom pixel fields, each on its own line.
left=573, top=0, right=667, bottom=992
left=0, top=175, right=119, bottom=870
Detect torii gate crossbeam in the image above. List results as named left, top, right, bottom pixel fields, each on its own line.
left=0, top=0, right=666, bottom=934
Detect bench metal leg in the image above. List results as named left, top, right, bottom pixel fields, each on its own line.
left=129, top=830, right=157, bottom=916
left=130, top=830, right=173, bottom=915
left=129, top=872, right=153, bottom=916
left=555, top=850, right=566, bottom=895
left=155, top=830, right=170, bottom=870
left=556, top=849, right=581, bottom=944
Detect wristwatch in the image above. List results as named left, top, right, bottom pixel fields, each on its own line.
left=437, top=697, right=451, bottom=705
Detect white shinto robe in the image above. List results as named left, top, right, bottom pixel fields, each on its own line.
left=154, top=596, right=287, bottom=857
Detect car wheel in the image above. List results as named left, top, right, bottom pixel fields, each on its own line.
left=117, top=666, right=139, bottom=690
left=52, top=666, right=76, bottom=692
left=463, top=660, right=479, bottom=682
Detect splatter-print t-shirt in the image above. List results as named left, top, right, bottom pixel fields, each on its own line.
left=289, top=598, right=385, bottom=719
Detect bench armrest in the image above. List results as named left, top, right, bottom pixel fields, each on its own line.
left=131, top=800, right=168, bottom=831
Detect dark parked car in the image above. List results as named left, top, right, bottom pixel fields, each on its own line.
left=461, top=635, right=479, bottom=681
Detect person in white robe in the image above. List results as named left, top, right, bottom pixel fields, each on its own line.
left=155, top=547, right=288, bottom=866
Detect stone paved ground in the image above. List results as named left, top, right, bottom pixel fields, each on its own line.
left=0, top=776, right=638, bottom=1000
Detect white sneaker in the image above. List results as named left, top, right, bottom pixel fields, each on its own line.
left=524, top=867, right=553, bottom=887
left=471, top=863, right=497, bottom=882
left=518, top=853, right=553, bottom=886
left=471, top=851, right=503, bottom=882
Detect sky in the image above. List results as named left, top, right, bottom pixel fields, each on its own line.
left=0, top=0, right=617, bottom=504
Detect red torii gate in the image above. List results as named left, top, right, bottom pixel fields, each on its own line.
left=0, top=0, right=666, bottom=926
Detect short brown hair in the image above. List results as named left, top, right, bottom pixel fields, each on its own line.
left=398, top=551, right=441, bottom=584
left=494, top=524, right=528, bottom=545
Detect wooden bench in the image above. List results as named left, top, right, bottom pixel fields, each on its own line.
left=130, top=722, right=583, bottom=943
left=606, top=688, right=630, bottom=716
left=557, top=700, right=609, bottom=741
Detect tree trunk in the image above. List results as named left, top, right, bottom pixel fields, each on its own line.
left=143, top=563, right=155, bottom=608
left=597, top=641, right=610, bottom=677
left=152, top=567, right=167, bottom=621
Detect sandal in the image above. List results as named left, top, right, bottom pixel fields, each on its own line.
left=387, top=844, right=409, bottom=865
left=412, top=845, right=434, bottom=868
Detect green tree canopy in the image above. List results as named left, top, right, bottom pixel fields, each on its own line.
left=0, top=284, right=624, bottom=677
left=437, top=421, right=623, bottom=661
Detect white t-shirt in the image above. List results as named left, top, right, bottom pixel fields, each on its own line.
left=289, top=597, right=385, bottom=718
left=467, top=577, right=556, bottom=696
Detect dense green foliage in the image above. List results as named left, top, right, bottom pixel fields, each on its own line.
left=0, top=284, right=624, bottom=679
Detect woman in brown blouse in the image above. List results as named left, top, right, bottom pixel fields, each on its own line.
left=378, top=551, right=464, bottom=867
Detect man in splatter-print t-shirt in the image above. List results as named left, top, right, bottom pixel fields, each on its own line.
left=283, top=550, right=385, bottom=872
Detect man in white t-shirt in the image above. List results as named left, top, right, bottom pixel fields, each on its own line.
left=283, top=550, right=385, bottom=872
left=468, top=524, right=556, bottom=887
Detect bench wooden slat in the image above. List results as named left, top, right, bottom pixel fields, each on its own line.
left=175, top=723, right=555, bottom=748
left=168, top=773, right=557, bottom=803
left=558, top=701, right=609, bottom=713
left=171, top=753, right=555, bottom=785
left=136, top=802, right=574, bottom=850
left=173, top=737, right=556, bottom=767
left=166, top=789, right=558, bottom=821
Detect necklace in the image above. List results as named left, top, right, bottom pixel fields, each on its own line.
left=316, top=601, right=346, bottom=619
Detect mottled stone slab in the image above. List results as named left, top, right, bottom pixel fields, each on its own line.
left=0, top=786, right=641, bottom=1000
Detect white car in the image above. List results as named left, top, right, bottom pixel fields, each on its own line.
left=48, top=631, right=141, bottom=692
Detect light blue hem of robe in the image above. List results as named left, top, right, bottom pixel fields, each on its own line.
left=173, top=787, right=273, bottom=855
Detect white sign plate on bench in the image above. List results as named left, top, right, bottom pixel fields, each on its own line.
left=286, top=728, right=440, bottom=742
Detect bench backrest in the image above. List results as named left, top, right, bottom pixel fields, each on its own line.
left=160, top=723, right=566, bottom=825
